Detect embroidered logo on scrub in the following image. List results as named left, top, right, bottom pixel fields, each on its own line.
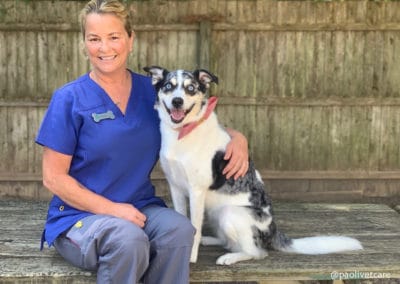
left=92, top=110, right=115, bottom=122
left=74, top=220, right=83, bottom=228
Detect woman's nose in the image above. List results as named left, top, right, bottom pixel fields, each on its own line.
left=99, top=40, right=110, bottom=52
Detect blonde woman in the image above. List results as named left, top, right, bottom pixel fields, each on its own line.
left=36, top=0, right=248, bottom=283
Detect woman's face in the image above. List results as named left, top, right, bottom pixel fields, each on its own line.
left=84, top=13, right=134, bottom=76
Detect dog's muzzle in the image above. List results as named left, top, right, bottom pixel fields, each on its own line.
left=163, top=99, right=195, bottom=124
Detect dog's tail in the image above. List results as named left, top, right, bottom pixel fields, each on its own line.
left=272, top=230, right=363, bottom=255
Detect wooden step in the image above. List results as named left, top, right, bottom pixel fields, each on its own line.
left=1, top=200, right=400, bottom=283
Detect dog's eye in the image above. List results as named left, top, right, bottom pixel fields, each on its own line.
left=186, top=85, right=196, bottom=94
left=164, top=83, right=173, bottom=91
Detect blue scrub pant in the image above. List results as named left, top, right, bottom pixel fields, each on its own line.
left=54, top=205, right=195, bottom=284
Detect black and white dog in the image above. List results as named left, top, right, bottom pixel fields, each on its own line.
left=144, top=66, right=363, bottom=265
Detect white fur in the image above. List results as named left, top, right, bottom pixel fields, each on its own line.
left=283, top=236, right=363, bottom=255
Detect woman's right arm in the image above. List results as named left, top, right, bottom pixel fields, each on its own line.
left=42, top=147, right=146, bottom=227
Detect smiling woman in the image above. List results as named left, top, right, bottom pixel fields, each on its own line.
left=35, top=1, right=198, bottom=283
left=35, top=1, right=249, bottom=283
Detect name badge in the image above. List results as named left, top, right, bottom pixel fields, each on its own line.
left=92, top=110, right=115, bottom=122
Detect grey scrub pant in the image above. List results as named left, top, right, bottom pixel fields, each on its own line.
left=54, top=205, right=195, bottom=284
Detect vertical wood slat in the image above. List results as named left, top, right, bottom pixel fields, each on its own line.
left=198, top=21, right=211, bottom=70
left=0, top=31, right=6, bottom=100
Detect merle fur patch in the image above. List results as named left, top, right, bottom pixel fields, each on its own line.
left=210, top=151, right=272, bottom=209
left=252, top=223, right=275, bottom=250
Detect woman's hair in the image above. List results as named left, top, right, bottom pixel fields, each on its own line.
left=79, top=0, right=133, bottom=39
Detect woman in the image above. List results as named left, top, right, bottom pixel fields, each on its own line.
left=36, top=0, right=249, bottom=283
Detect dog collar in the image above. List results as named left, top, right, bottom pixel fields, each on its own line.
left=178, top=96, right=218, bottom=140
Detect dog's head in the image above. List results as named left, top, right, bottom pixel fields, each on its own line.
left=144, top=66, right=218, bottom=128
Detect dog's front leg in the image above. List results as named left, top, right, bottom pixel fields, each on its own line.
left=189, top=189, right=206, bottom=263
left=170, top=187, right=187, bottom=217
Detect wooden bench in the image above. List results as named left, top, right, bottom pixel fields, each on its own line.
left=1, top=200, right=400, bottom=283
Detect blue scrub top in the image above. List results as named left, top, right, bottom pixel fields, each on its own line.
left=36, top=70, right=166, bottom=247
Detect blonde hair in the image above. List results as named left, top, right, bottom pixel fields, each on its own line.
left=79, top=0, right=133, bottom=39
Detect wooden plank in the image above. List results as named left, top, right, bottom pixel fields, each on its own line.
left=369, top=106, right=383, bottom=171
left=235, top=30, right=250, bottom=98
left=166, top=30, right=179, bottom=69
left=36, top=31, right=49, bottom=101
left=0, top=31, right=6, bottom=99
left=0, top=106, right=8, bottom=173
left=4, top=21, right=400, bottom=32
left=29, top=107, right=45, bottom=175
left=386, top=32, right=400, bottom=97
left=6, top=31, right=17, bottom=100
left=6, top=96, right=400, bottom=107
left=198, top=21, right=211, bottom=69
left=381, top=107, right=399, bottom=170
left=2, top=201, right=399, bottom=282
left=154, top=31, right=169, bottom=68
left=25, top=32, right=38, bottom=100
left=254, top=31, right=276, bottom=99
left=5, top=169, right=400, bottom=182
left=15, top=31, right=27, bottom=100
left=0, top=176, right=399, bottom=206
left=291, top=106, right=310, bottom=170
left=7, top=107, right=29, bottom=173
left=309, top=107, right=329, bottom=170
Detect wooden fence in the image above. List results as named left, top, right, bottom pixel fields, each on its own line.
left=1, top=0, right=400, bottom=202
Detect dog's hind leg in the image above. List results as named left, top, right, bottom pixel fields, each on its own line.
left=201, top=236, right=224, bottom=246
left=215, top=206, right=269, bottom=265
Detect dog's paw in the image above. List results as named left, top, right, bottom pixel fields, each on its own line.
left=216, top=253, right=252, bottom=265
left=216, top=254, right=236, bottom=265
left=201, top=236, right=223, bottom=246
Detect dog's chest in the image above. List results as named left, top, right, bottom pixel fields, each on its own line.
left=159, top=117, right=230, bottom=190
left=159, top=138, right=214, bottom=190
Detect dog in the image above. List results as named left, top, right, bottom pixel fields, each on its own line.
left=144, top=66, right=363, bottom=265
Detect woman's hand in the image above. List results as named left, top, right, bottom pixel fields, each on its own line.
left=110, top=203, right=147, bottom=228
left=223, top=128, right=249, bottom=180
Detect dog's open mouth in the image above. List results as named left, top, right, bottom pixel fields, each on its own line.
left=163, top=101, right=195, bottom=124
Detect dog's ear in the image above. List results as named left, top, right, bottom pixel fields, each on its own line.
left=193, top=69, right=219, bottom=89
left=143, top=66, right=169, bottom=85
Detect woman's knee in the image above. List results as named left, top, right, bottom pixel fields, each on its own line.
left=145, top=208, right=195, bottom=247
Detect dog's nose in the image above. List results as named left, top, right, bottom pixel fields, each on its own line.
left=172, top=97, right=184, bottom=108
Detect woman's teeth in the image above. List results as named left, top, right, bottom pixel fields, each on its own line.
left=100, top=55, right=116, bottom=60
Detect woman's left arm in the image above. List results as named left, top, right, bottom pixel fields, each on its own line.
left=223, top=128, right=249, bottom=180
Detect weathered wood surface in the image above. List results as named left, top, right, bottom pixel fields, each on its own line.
left=0, top=200, right=399, bottom=283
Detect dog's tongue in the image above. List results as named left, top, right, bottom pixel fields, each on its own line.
left=171, top=109, right=185, bottom=121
